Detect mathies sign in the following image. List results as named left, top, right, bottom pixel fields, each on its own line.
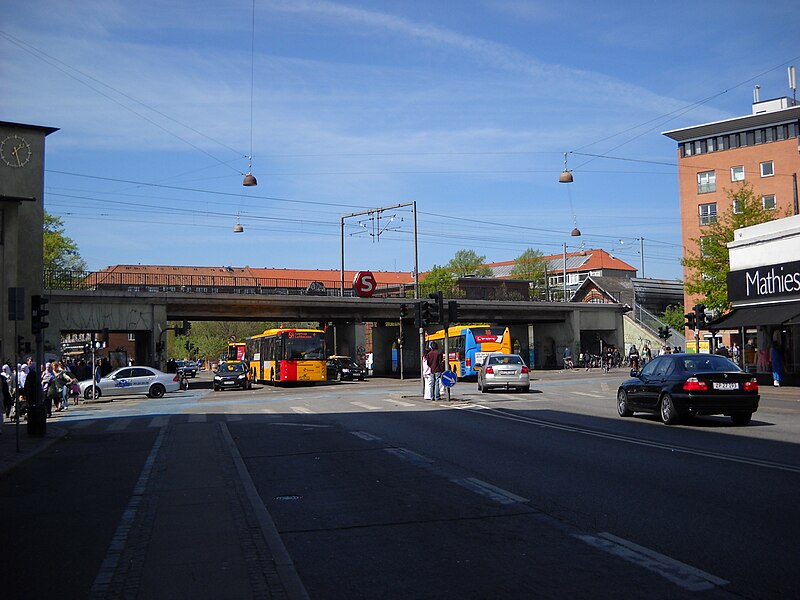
left=728, top=259, right=800, bottom=303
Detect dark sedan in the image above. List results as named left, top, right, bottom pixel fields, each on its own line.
left=616, top=353, right=759, bottom=425
left=213, top=361, right=252, bottom=391
left=326, top=356, right=367, bottom=381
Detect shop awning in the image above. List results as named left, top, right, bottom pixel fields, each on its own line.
left=708, top=302, right=800, bottom=330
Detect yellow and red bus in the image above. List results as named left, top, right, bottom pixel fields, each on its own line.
left=426, top=325, right=512, bottom=378
left=246, top=328, right=326, bottom=384
left=226, top=341, right=247, bottom=362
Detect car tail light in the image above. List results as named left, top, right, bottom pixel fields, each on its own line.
left=173, top=374, right=180, bottom=382
left=521, top=366, right=529, bottom=374
left=744, top=378, right=759, bottom=391
left=485, top=366, right=494, bottom=374
left=683, top=377, right=708, bottom=391
left=466, top=358, right=471, bottom=368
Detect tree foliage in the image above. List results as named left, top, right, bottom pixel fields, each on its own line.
left=682, top=183, right=782, bottom=313
left=446, top=249, right=491, bottom=277
left=44, top=211, right=87, bottom=271
left=419, top=265, right=457, bottom=296
left=509, top=248, right=547, bottom=298
left=168, top=320, right=280, bottom=362
left=661, top=304, right=685, bottom=331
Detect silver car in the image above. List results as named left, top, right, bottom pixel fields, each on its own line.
left=477, top=353, right=530, bottom=392
left=80, top=366, right=181, bottom=400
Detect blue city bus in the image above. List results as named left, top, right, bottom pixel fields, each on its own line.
left=426, top=325, right=511, bottom=378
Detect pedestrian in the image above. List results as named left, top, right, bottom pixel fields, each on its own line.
left=731, top=343, right=741, bottom=365
left=425, top=341, right=444, bottom=401
left=0, top=364, right=11, bottom=434
left=422, top=343, right=432, bottom=400
left=642, top=344, right=652, bottom=365
left=628, top=345, right=640, bottom=371
left=770, top=341, right=784, bottom=387
left=41, top=362, right=57, bottom=417
left=2, top=364, right=14, bottom=419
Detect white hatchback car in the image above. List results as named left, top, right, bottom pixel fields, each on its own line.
left=477, top=353, right=530, bottom=393
left=80, top=366, right=181, bottom=400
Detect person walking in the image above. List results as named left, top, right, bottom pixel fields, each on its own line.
left=422, top=344, right=433, bottom=400
left=770, top=341, right=784, bottom=387
left=425, top=341, right=444, bottom=401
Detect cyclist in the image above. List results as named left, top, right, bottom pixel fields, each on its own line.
left=563, top=346, right=574, bottom=370
left=628, top=344, right=640, bottom=371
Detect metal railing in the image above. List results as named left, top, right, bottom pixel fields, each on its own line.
left=630, top=303, right=686, bottom=349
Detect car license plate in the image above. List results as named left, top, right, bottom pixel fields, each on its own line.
left=713, top=382, right=739, bottom=390
left=223, top=380, right=235, bottom=385
left=500, top=370, right=515, bottom=375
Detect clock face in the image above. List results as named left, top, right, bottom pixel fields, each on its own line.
left=1, top=134, right=32, bottom=168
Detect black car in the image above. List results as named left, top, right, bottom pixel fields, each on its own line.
left=616, top=353, right=759, bottom=425
left=326, top=356, right=367, bottom=381
left=213, top=361, right=252, bottom=391
left=176, top=360, right=198, bottom=378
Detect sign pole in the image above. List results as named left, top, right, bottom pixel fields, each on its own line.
left=443, top=318, right=451, bottom=401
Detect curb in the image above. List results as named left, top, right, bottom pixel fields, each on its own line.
left=0, top=424, right=69, bottom=477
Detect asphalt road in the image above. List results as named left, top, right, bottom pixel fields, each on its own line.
left=2, top=370, right=798, bottom=599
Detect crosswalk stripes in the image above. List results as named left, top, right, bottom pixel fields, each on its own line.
left=106, top=418, right=134, bottom=432
left=291, top=407, right=314, bottom=414
left=187, top=414, right=207, bottom=423
left=149, top=415, right=170, bottom=428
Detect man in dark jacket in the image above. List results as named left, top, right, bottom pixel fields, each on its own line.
left=425, top=341, right=444, bottom=400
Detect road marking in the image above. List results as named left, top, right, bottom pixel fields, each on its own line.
left=452, top=477, right=529, bottom=505
left=106, top=418, right=133, bottom=432
left=91, top=426, right=166, bottom=598
left=225, top=414, right=243, bottom=421
left=575, top=532, right=728, bottom=591
left=351, top=401, right=383, bottom=410
left=291, top=407, right=314, bottom=414
left=571, top=391, right=606, bottom=398
left=383, top=399, right=416, bottom=407
left=455, top=404, right=800, bottom=473
left=271, top=422, right=331, bottom=428
left=149, top=415, right=169, bottom=428
left=350, top=431, right=382, bottom=441
left=385, top=447, right=434, bottom=466
left=187, top=413, right=207, bottom=423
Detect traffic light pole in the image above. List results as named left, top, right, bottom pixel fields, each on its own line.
left=399, top=317, right=404, bottom=381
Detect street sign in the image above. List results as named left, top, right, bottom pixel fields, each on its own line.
left=352, top=270, right=376, bottom=298
left=441, top=370, right=457, bottom=388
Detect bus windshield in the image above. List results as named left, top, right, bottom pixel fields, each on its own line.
left=285, top=331, right=325, bottom=360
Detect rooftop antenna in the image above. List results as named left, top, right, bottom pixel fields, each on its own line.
left=753, top=84, right=761, bottom=104
left=789, top=66, right=797, bottom=104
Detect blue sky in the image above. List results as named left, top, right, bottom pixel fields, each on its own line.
left=2, top=0, right=798, bottom=281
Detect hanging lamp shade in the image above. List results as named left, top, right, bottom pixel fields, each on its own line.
left=243, top=173, right=257, bottom=186
left=559, top=169, right=574, bottom=183
left=233, top=222, right=244, bottom=233
left=571, top=227, right=581, bottom=236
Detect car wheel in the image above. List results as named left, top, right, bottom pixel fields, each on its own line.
left=731, top=412, right=752, bottom=426
left=617, top=389, right=633, bottom=417
left=213, top=386, right=219, bottom=392
left=659, top=394, right=679, bottom=425
left=84, top=386, right=101, bottom=400
left=149, top=384, right=166, bottom=399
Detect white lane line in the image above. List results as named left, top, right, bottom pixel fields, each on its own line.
left=91, top=426, right=167, bottom=597
left=291, top=407, right=314, bottom=414
left=350, top=431, right=382, bottom=441
left=271, top=422, right=331, bottom=428
left=106, top=418, right=133, bottom=432
left=351, top=401, right=383, bottom=411
left=571, top=391, right=606, bottom=398
left=575, top=532, right=728, bottom=591
left=148, top=415, right=169, bottom=428
left=452, top=477, right=529, bottom=505
left=385, top=447, right=434, bottom=466
left=225, top=414, right=243, bottom=422
left=188, top=413, right=207, bottom=423
left=382, top=399, right=416, bottom=407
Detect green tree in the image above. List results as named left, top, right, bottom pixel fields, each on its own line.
left=446, top=249, right=492, bottom=277
left=44, top=211, right=87, bottom=271
left=419, top=265, right=457, bottom=297
left=661, top=304, right=685, bottom=331
left=682, top=183, right=782, bottom=313
left=168, top=320, right=278, bottom=362
left=509, top=248, right=547, bottom=299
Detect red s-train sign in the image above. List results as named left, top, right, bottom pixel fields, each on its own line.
left=352, top=271, right=376, bottom=298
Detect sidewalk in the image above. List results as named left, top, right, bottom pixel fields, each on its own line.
left=0, top=417, right=68, bottom=476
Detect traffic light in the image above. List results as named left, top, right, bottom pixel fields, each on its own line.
left=31, top=294, right=49, bottom=334
left=658, top=325, right=671, bottom=341
left=183, top=320, right=192, bottom=335
left=102, top=328, right=109, bottom=346
left=399, top=303, right=408, bottom=319
left=684, top=312, right=697, bottom=330
left=693, top=304, right=706, bottom=326
left=17, top=335, right=25, bottom=355
left=417, top=301, right=431, bottom=327
left=428, top=291, right=443, bottom=324
left=447, top=300, right=459, bottom=324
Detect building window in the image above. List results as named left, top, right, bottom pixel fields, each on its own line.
left=699, top=203, right=717, bottom=226
left=760, top=161, right=774, bottom=177
left=755, top=129, right=764, bottom=144
left=693, top=140, right=704, bottom=155
left=127, top=333, right=136, bottom=342
left=729, top=134, right=739, bottom=149
left=762, top=194, right=777, bottom=210
left=732, top=199, right=744, bottom=214
left=707, top=137, right=716, bottom=152
left=699, top=235, right=716, bottom=257
left=697, top=171, right=716, bottom=194
left=731, top=166, right=745, bottom=181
